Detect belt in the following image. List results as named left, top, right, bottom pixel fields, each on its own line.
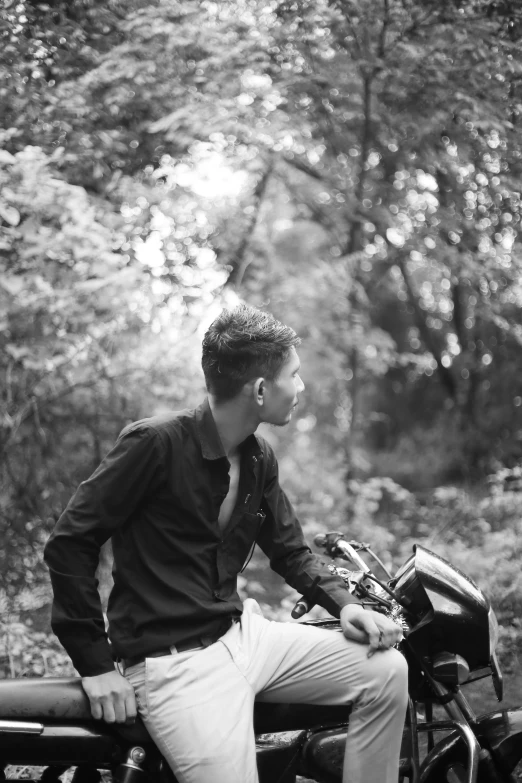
left=122, top=625, right=231, bottom=670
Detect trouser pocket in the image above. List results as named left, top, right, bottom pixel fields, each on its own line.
left=124, top=660, right=150, bottom=720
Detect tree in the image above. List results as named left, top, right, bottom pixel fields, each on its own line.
left=0, top=142, right=230, bottom=604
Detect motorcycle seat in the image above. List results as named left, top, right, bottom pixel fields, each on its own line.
left=0, top=677, right=91, bottom=720
left=0, top=676, right=152, bottom=743
left=0, top=677, right=351, bottom=742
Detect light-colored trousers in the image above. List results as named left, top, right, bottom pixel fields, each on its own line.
left=124, top=599, right=408, bottom=783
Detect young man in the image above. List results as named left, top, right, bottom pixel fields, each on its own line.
left=44, top=304, right=407, bottom=783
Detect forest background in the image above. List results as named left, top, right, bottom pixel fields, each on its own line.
left=1, top=0, right=522, bottom=711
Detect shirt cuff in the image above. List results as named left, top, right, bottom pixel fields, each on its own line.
left=63, top=637, right=117, bottom=677
left=320, top=585, right=363, bottom=618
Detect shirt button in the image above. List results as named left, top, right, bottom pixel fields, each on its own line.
left=213, top=590, right=220, bottom=599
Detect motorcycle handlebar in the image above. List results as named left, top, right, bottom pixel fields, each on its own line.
left=314, top=533, right=370, bottom=574
left=291, top=597, right=313, bottom=619
left=294, top=534, right=383, bottom=618
left=335, top=540, right=371, bottom=573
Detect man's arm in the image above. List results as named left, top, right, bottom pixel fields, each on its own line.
left=257, top=445, right=402, bottom=654
left=44, top=424, right=163, bottom=720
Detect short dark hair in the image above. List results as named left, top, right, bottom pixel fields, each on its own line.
left=202, top=304, right=300, bottom=402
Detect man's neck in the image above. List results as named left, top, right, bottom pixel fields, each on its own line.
left=208, top=396, right=259, bottom=459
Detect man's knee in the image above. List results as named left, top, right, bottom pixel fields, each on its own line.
left=387, top=648, right=408, bottom=692
left=363, top=648, right=408, bottom=707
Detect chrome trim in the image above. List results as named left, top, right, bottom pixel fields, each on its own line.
left=432, top=683, right=481, bottom=783
left=491, top=651, right=504, bottom=701
left=0, top=719, right=44, bottom=734
left=119, top=746, right=147, bottom=773
left=336, top=540, right=371, bottom=573
left=453, top=688, right=477, bottom=724
left=418, top=720, right=458, bottom=733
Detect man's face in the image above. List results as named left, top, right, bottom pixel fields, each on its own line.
left=261, top=347, right=305, bottom=426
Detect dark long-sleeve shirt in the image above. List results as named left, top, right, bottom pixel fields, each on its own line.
left=44, top=398, right=358, bottom=677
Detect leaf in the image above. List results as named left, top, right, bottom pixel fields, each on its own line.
left=0, top=204, right=20, bottom=226
left=0, top=150, right=16, bottom=165
left=5, top=345, right=31, bottom=361
left=0, top=276, right=25, bottom=296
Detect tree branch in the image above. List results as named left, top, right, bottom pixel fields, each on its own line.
left=344, top=72, right=373, bottom=256
left=224, top=158, right=274, bottom=288
left=282, top=154, right=325, bottom=182
left=397, top=258, right=457, bottom=399
left=378, top=0, right=390, bottom=59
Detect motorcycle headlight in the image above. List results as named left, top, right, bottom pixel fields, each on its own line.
left=488, top=607, right=499, bottom=657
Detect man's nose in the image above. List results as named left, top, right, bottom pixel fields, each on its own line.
left=297, top=375, right=305, bottom=393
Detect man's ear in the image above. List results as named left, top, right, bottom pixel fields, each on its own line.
left=253, top=377, right=264, bottom=405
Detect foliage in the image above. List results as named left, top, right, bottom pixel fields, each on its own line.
left=340, top=470, right=522, bottom=668
left=0, top=141, right=228, bottom=609
left=3, top=0, right=522, bottom=471
left=0, top=586, right=74, bottom=678
left=368, top=417, right=471, bottom=489
left=1, top=0, right=522, bottom=684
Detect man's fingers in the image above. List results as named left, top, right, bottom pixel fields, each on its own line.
left=369, top=622, right=403, bottom=656
left=113, top=694, right=130, bottom=724
left=89, top=699, right=103, bottom=721
left=341, top=622, right=368, bottom=643
left=356, top=612, right=402, bottom=657
left=340, top=605, right=404, bottom=655
left=89, top=693, right=135, bottom=724
left=100, top=697, right=116, bottom=724
left=82, top=670, right=137, bottom=724
left=382, top=627, right=400, bottom=647
left=364, top=620, right=382, bottom=657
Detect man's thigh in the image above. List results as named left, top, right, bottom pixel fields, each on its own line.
left=125, top=640, right=258, bottom=783
left=245, top=617, right=407, bottom=783
left=251, top=618, right=405, bottom=707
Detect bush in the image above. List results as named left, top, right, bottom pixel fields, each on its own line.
left=341, top=476, right=522, bottom=668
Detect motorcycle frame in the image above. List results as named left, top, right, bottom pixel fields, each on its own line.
left=410, top=684, right=481, bottom=783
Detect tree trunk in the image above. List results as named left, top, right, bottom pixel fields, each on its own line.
left=226, top=158, right=273, bottom=288
left=398, top=258, right=457, bottom=400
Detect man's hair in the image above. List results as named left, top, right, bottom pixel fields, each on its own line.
left=202, top=304, right=300, bottom=402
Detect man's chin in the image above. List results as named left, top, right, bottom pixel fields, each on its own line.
left=266, top=413, right=293, bottom=428
left=279, top=410, right=295, bottom=426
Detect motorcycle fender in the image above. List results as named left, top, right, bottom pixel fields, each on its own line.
left=420, top=706, right=522, bottom=782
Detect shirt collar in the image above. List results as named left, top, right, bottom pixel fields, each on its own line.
left=195, top=398, right=263, bottom=463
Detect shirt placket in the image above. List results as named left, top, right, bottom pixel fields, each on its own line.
left=214, top=452, right=262, bottom=599
left=211, top=459, right=231, bottom=599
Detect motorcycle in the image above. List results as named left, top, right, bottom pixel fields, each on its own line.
left=1, top=532, right=522, bottom=783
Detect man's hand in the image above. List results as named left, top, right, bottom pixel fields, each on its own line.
left=82, top=669, right=137, bottom=724
left=340, top=603, right=403, bottom=658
